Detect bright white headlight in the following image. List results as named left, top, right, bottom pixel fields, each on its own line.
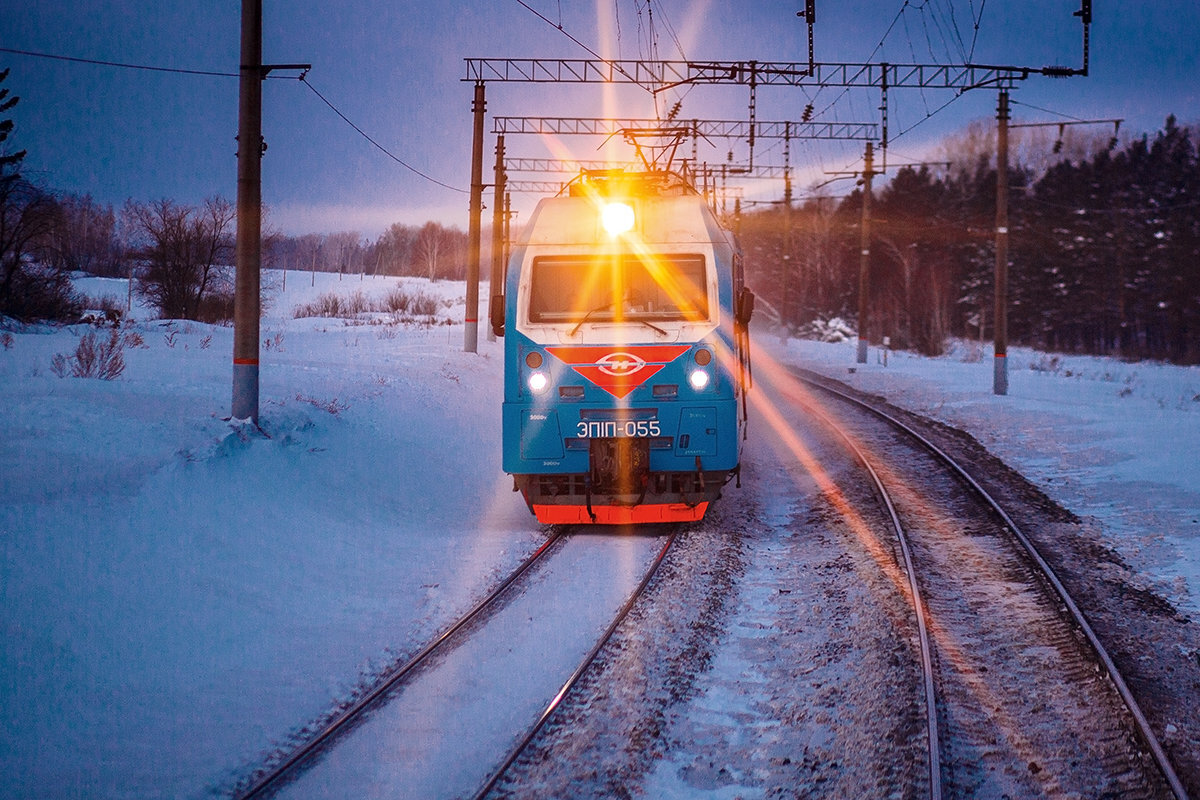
left=528, top=372, right=549, bottom=393
left=688, top=369, right=710, bottom=390
left=600, top=202, right=635, bottom=236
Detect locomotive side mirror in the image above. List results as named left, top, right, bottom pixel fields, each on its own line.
left=736, top=288, right=755, bottom=326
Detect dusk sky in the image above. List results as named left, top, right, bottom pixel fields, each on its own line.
left=3, top=1, right=1198, bottom=237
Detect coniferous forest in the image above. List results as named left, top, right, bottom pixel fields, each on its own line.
left=740, top=117, right=1200, bottom=364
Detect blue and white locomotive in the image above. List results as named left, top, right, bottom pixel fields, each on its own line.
left=493, top=169, right=753, bottom=524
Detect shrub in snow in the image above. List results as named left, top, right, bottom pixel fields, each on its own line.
left=295, top=393, right=348, bottom=415
left=798, top=316, right=857, bottom=343
left=295, top=287, right=443, bottom=321
left=51, top=329, right=125, bottom=379
left=1029, top=354, right=1062, bottom=373
left=380, top=286, right=440, bottom=316
left=76, top=307, right=123, bottom=327
left=294, top=291, right=347, bottom=319
left=958, top=341, right=984, bottom=363
left=78, top=294, right=124, bottom=325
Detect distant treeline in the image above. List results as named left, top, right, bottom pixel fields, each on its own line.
left=267, top=222, right=470, bottom=282
left=742, top=116, right=1200, bottom=364
left=0, top=181, right=471, bottom=322
left=3, top=53, right=1197, bottom=362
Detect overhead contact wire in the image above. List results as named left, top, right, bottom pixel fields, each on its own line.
left=511, top=0, right=654, bottom=94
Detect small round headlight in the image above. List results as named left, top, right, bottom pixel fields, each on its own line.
left=694, top=348, right=712, bottom=366
left=528, top=372, right=549, bottom=394
left=688, top=369, right=710, bottom=390
left=525, top=351, right=543, bottom=368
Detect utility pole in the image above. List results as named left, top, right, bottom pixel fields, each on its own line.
left=465, top=82, right=486, bottom=353
left=993, top=90, right=1009, bottom=395
left=781, top=124, right=793, bottom=338
left=232, top=0, right=263, bottom=423
left=488, top=134, right=506, bottom=340
left=232, top=1, right=307, bottom=423
left=857, top=141, right=874, bottom=365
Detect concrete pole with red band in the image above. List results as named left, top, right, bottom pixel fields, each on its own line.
left=232, top=0, right=262, bottom=422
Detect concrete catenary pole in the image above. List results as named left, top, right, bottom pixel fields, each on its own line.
left=856, top=141, right=874, bottom=365
left=488, top=134, right=506, bottom=341
left=464, top=82, right=486, bottom=353
left=993, top=90, right=1010, bottom=395
left=780, top=124, right=793, bottom=338
left=232, top=0, right=263, bottom=422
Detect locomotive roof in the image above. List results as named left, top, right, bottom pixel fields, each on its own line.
left=517, top=168, right=733, bottom=247
left=565, top=168, right=697, bottom=198
left=519, top=190, right=731, bottom=247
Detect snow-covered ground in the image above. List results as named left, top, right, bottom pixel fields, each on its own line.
left=1, top=271, right=1197, bottom=798
left=767, top=334, right=1200, bottom=621
left=1, top=271, right=537, bottom=798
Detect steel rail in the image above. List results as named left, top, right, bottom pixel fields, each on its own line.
left=796, top=396, right=942, bottom=799
left=797, top=369, right=1190, bottom=800
left=236, top=530, right=567, bottom=800
left=472, top=529, right=679, bottom=799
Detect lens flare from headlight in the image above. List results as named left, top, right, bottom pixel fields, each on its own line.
left=689, top=369, right=710, bottom=390
left=528, top=371, right=549, bottom=394
left=601, top=202, right=635, bottom=236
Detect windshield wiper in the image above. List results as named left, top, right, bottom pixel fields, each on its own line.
left=568, top=301, right=670, bottom=337
left=569, top=300, right=615, bottom=337
left=633, top=318, right=669, bottom=336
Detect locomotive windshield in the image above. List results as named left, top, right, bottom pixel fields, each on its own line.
left=527, top=254, right=709, bottom=324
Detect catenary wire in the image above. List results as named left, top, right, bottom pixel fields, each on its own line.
left=299, top=75, right=466, bottom=193
left=511, top=0, right=654, bottom=93
left=0, top=45, right=463, bottom=192
left=0, top=45, right=238, bottom=77
left=1010, top=98, right=1092, bottom=123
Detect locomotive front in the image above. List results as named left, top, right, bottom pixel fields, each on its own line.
left=497, top=171, right=753, bottom=524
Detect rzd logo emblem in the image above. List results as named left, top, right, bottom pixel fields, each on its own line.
left=545, top=345, right=690, bottom=399
left=596, top=352, right=646, bottom=377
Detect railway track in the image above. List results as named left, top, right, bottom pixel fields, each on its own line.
left=794, top=368, right=1188, bottom=800
left=234, top=527, right=676, bottom=800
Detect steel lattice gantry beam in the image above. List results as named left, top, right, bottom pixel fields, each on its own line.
left=504, top=157, right=637, bottom=173
left=504, top=162, right=794, bottom=184
left=464, top=59, right=1072, bottom=91
left=505, top=180, right=575, bottom=194
left=492, top=117, right=876, bottom=141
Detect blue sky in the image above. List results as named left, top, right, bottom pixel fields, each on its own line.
left=3, top=1, right=1197, bottom=237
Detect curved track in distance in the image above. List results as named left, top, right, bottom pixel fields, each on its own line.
left=796, top=368, right=1188, bottom=799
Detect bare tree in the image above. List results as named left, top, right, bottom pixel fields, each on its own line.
left=376, top=222, right=416, bottom=275
left=0, top=177, right=69, bottom=319
left=323, top=230, right=363, bottom=276
left=36, top=193, right=122, bottom=276
left=124, top=196, right=235, bottom=320
left=414, top=221, right=447, bottom=281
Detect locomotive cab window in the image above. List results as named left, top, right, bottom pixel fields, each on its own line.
left=528, top=254, right=709, bottom=324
